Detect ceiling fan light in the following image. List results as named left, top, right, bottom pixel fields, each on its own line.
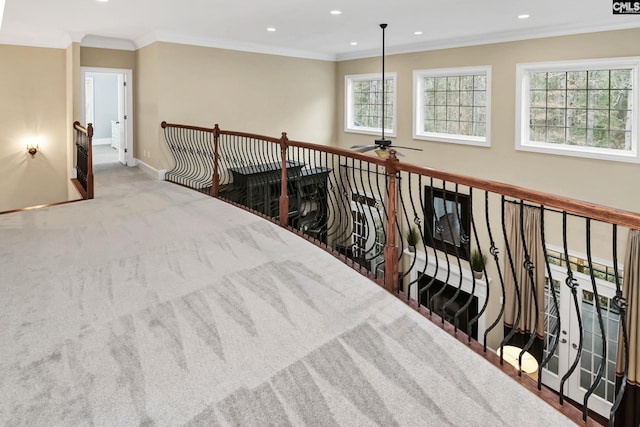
left=375, top=148, right=391, bottom=158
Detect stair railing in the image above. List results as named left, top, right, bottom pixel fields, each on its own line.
left=161, top=120, right=640, bottom=426
left=72, top=121, right=94, bottom=199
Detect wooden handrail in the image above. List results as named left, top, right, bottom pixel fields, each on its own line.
left=73, top=121, right=94, bottom=138
left=161, top=121, right=216, bottom=133
left=162, top=121, right=640, bottom=230
left=289, top=138, right=640, bottom=230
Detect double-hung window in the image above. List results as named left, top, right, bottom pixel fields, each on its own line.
left=515, top=57, right=640, bottom=163
left=345, top=73, right=397, bottom=137
left=413, top=66, right=491, bottom=146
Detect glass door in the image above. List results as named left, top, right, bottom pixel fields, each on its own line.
left=542, top=263, right=621, bottom=418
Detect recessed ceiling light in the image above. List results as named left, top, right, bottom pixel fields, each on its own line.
left=96, top=0, right=109, bottom=2
left=414, top=31, right=423, bottom=35
left=267, top=27, right=276, bottom=32
left=350, top=42, right=358, bottom=46
left=518, top=14, right=530, bottom=19
left=330, top=10, right=342, bottom=15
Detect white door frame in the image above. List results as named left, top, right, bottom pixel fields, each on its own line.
left=541, top=264, right=618, bottom=418
left=80, top=67, right=134, bottom=167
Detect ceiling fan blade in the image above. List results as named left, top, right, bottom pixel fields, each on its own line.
left=352, top=145, right=377, bottom=153
left=391, top=145, right=423, bottom=151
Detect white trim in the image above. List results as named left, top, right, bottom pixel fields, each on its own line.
left=344, top=72, right=397, bottom=137
left=80, top=67, right=135, bottom=167
left=515, top=57, right=640, bottom=163
left=0, top=0, right=5, bottom=32
left=413, top=65, right=491, bottom=147
left=0, top=19, right=639, bottom=60
left=135, top=158, right=166, bottom=181
left=335, top=21, right=640, bottom=61
left=80, top=35, right=136, bottom=51
left=134, top=31, right=335, bottom=62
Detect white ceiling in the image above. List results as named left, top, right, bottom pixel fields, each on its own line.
left=1, top=0, right=639, bottom=60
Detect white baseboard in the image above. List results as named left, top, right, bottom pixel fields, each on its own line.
left=135, top=158, right=166, bottom=181
left=93, top=138, right=112, bottom=146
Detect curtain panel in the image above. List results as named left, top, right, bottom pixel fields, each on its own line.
left=614, top=229, right=640, bottom=427
left=503, top=203, right=546, bottom=339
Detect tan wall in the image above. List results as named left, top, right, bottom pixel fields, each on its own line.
left=336, top=28, right=640, bottom=214
left=138, top=42, right=336, bottom=170
left=135, top=43, right=160, bottom=166
left=0, top=45, right=69, bottom=211
left=80, top=47, right=136, bottom=70
left=338, top=28, right=640, bottom=348
left=66, top=42, right=81, bottom=200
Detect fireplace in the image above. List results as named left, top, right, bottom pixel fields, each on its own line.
left=418, top=273, right=478, bottom=340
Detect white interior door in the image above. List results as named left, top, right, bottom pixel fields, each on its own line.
left=117, top=74, right=126, bottom=165
left=80, top=67, right=134, bottom=167
left=542, top=265, right=620, bottom=418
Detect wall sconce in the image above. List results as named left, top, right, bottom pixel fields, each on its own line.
left=27, top=144, right=39, bottom=158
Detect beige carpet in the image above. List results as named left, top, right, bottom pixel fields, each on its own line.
left=0, top=163, right=575, bottom=426
left=92, top=144, right=119, bottom=165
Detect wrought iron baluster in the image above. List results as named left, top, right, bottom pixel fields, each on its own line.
left=403, top=172, right=423, bottom=300
left=417, top=177, right=439, bottom=312
left=582, top=219, right=608, bottom=422
left=429, top=182, right=453, bottom=322
left=480, top=191, right=504, bottom=353
left=559, top=212, right=583, bottom=408
left=537, top=206, right=561, bottom=390
left=499, top=197, right=522, bottom=365
left=518, top=200, right=541, bottom=376
left=442, top=184, right=467, bottom=334
left=461, top=187, right=483, bottom=343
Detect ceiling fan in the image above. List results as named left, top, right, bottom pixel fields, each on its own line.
left=351, top=23, right=422, bottom=158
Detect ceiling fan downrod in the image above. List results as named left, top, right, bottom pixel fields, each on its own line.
left=375, top=23, right=390, bottom=148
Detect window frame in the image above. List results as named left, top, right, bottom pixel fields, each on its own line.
left=515, top=57, right=640, bottom=163
left=344, top=72, right=397, bottom=137
left=413, top=66, right=492, bottom=147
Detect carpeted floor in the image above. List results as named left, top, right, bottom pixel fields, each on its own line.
left=92, top=144, right=119, bottom=165
left=0, top=163, right=575, bottom=426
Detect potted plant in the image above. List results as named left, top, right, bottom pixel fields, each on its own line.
left=470, top=249, right=487, bottom=279
left=407, top=226, right=420, bottom=252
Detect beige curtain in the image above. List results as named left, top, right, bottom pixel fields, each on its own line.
left=503, top=203, right=546, bottom=338
left=614, top=229, right=640, bottom=427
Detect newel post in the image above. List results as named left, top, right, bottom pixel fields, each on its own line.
left=384, top=150, right=400, bottom=293
left=87, top=123, right=94, bottom=200
left=212, top=124, right=220, bottom=197
left=279, top=132, right=289, bottom=227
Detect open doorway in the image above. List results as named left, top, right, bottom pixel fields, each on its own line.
left=81, top=67, right=134, bottom=167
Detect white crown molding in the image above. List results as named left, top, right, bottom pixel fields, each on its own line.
left=80, top=35, right=136, bottom=51
left=336, top=21, right=640, bottom=61
left=1, top=20, right=638, bottom=60
left=135, top=31, right=337, bottom=61
left=134, top=32, right=158, bottom=51
left=0, top=0, right=6, bottom=32
left=0, top=32, right=73, bottom=49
